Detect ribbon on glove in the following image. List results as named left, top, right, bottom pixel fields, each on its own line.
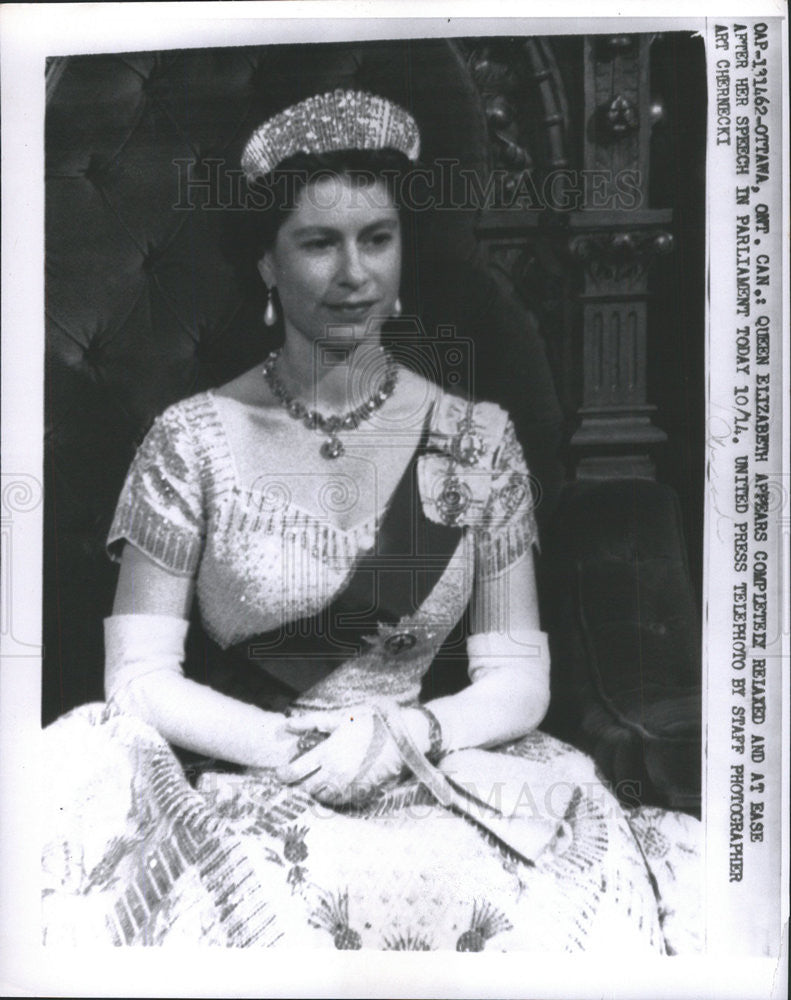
left=282, top=697, right=573, bottom=865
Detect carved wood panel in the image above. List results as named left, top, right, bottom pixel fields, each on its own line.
left=459, top=33, right=675, bottom=480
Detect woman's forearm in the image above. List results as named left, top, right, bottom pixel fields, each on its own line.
left=105, top=612, right=296, bottom=768
left=110, top=669, right=296, bottom=767
left=425, top=652, right=550, bottom=753
left=437, top=544, right=548, bottom=753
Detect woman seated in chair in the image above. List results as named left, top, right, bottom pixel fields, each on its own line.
left=43, top=90, right=674, bottom=952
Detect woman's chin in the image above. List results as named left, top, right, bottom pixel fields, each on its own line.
left=319, top=319, right=385, bottom=345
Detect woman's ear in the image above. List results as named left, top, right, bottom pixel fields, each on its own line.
left=257, top=254, right=275, bottom=288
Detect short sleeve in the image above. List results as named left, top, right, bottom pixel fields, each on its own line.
left=107, top=404, right=205, bottom=576
left=474, top=416, right=539, bottom=579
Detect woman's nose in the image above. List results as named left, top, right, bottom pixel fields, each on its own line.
left=336, top=243, right=367, bottom=286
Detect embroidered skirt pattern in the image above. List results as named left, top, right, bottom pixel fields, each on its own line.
left=41, top=704, right=700, bottom=952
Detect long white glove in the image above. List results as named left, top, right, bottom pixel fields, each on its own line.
left=104, top=614, right=297, bottom=767
left=425, top=628, right=551, bottom=753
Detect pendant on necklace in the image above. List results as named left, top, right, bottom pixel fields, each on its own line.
left=321, top=436, right=345, bottom=460
left=262, top=348, right=398, bottom=461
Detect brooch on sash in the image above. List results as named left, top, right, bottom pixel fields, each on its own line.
left=362, top=622, right=440, bottom=659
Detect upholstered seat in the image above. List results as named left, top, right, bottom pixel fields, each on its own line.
left=539, top=479, right=701, bottom=813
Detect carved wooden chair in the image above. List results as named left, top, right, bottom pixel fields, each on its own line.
left=45, top=35, right=703, bottom=813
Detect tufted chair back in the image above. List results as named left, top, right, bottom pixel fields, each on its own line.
left=44, top=41, right=564, bottom=723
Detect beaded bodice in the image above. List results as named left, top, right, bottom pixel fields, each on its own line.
left=108, top=386, right=538, bottom=693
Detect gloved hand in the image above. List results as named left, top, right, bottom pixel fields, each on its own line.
left=276, top=704, right=411, bottom=806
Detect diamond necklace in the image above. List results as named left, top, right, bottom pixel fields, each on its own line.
left=261, top=349, right=399, bottom=459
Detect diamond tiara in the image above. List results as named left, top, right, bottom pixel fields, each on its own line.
left=241, top=89, right=421, bottom=181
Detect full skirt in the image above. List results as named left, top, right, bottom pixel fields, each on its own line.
left=41, top=704, right=701, bottom=952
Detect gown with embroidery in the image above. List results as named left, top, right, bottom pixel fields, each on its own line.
left=41, top=386, right=701, bottom=952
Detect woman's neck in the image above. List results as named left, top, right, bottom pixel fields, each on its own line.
left=277, top=330, right=388, bottom=413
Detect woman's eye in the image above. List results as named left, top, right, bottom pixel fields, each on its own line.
left=301, top=238, right=333, bottom=251
left=367, top=231, right=393, bottom=247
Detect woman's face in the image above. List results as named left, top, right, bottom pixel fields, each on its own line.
left=258, top=174, right=402, bottom=345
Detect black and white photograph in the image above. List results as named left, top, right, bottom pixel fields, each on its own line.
left=0, top=3, right=787, bottom=998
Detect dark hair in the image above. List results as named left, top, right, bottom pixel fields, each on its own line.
left=247, top=146, right=414, bottom=256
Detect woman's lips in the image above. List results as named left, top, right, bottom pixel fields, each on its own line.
left=325, top=300, right=378, bottom=320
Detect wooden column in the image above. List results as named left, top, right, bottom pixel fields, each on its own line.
left=570, top=34, right=672, bottom=479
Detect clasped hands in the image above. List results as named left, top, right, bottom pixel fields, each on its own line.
left=273, top=702, right=427, bottom=806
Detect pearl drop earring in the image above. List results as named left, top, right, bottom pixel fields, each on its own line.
left=264, top=288, right=277, bottom=327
